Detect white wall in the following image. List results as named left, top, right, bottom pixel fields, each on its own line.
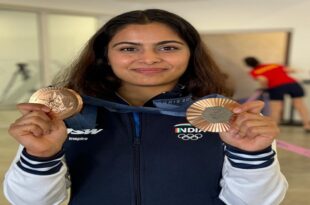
left=0, top=10, right=99, bottom=105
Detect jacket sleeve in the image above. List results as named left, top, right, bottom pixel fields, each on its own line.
left=219, top=144, right=288, bottom=205
left=3, top=145, right=69, bottom=205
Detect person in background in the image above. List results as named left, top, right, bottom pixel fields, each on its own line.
left=244, top=56, right=310, bottom=132
left=4, top=9, right=287, bottom=205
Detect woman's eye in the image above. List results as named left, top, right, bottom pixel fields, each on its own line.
left=119, top=47, right=138, bottom=52
left=159, top=46, right=179, bottom=51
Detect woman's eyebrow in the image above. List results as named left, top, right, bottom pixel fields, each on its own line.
left=112, top=42, right=141, bottom=48
left=157, top=40, right=185, bottom=45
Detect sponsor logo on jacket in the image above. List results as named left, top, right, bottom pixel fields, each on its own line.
left=174, top=123, right=203, bottom=141
left=67, top=128, right=103, bottom=141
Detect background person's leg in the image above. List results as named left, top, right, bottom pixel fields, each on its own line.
left=292, top=97, right=310, bottom=131
left=269, top=100, right=283, bottom=124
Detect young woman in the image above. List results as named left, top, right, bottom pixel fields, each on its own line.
left=4, top=9, right=287, bottom=205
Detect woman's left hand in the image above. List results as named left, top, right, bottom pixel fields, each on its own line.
left=219, top=100, right=279, bottom=152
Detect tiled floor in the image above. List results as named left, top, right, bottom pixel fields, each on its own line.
left=1, top=110, right=310, bottom=205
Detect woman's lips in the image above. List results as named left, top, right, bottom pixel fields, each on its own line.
left=133, top=68, right=168, bottom=74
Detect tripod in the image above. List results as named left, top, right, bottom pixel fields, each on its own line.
left=0, top=63, right=30, bottom=103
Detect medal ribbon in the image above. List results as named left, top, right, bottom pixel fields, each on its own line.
left=82, top=93, right=225, bottom=117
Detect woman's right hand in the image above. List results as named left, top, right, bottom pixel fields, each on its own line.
left=9, top=103, right=67, bottom=158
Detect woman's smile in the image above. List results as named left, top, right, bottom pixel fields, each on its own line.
left=131, top=67, right=169, bottom=75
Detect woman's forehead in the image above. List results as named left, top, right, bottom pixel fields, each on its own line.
left=110, top=22, right=185, bottom=43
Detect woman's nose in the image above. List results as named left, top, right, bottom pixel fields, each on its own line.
left=138, top=50, right=162, bottom=64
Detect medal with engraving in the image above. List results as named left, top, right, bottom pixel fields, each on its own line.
left=29, top=87, right=83, bottom=119
left=186, top=98, right=240, bottom=132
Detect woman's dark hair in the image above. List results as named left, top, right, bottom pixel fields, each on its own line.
left=55, top=9, right=232, bottom=98
left=244, top=56, right=261, bottom=68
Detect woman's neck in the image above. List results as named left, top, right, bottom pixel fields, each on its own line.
left=117, top=84, right=175, bottom=106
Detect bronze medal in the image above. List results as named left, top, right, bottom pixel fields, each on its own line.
left=29, top=87, right=83, bottom=119
left=186, top=98, right=240, bottom=132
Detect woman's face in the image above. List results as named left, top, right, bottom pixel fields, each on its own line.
left=107, top=22, right=190, bottom=90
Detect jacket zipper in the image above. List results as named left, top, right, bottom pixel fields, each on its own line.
left=132, top=112, right=141, bottom=205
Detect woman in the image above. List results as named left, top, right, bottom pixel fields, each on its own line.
left=4, top=9, right=287, bottom=205
left=245, top=56, right=310, bottom=131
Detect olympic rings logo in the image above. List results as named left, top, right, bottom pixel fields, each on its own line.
left=177, top=133, right=203, bottom=141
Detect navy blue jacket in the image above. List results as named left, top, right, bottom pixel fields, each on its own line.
left=64, top=90, right=226, bottom=205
